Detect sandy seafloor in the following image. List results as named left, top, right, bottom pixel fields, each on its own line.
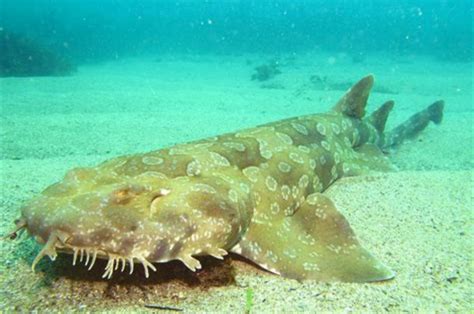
left=0, top=51, right=472, bottom=312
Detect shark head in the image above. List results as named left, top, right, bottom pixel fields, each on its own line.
left=16, top=156, right=251, bottom=278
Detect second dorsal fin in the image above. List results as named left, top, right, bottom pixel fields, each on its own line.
left=366, top=100, right=395, bottom=133
left=332, top=75, right=374, bottom=119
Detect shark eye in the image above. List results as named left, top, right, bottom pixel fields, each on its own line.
left=115, top=189, right=128, bottom=198
left=111, top=188, right=133, bottom=204
left=111, top=184, right=148, bottom=204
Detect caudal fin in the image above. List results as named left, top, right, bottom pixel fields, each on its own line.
left=427, top=100, right=444, bottom=124
left=383, top=100, right=445, bottom=148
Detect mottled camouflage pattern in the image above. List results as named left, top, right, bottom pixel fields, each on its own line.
left=9, top=75, right=443, bottom=282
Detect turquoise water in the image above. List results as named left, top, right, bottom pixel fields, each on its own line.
left=0, top=0, right=472, bottom=312
left=1, top=0, right=472, bottom=62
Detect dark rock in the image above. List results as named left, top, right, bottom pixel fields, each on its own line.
left=0, top=30, right=76, bottom=77
left=251, top=61, right=281, bottom=82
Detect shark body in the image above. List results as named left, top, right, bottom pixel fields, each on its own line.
left=8, top=75, right=443, bottom=282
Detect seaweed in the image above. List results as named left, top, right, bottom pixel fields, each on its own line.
left=0, top=30, right=76, bottom=77
left=251, top=61, right=281, bottom=81
left=245, top=287, right=254, bottom=313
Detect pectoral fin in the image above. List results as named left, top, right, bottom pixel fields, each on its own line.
left=233, top=193, right=394, bottom=282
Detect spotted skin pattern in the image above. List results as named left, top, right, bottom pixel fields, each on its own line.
left=9, top=75, right=444, bottom=282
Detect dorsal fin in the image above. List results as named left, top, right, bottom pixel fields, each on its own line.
left=332, top=75, right=374, bottom=119
left=366, top=100, right=394, bottom=133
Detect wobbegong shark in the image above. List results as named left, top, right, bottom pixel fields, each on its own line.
left=7, top=75, right=443, bottom=282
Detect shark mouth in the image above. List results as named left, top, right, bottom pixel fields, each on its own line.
left=29, top=229, right=158, bottom=279
left=6, top=219, right=226, bottom=279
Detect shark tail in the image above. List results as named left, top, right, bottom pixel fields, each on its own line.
left=383, top=100, right=444, bottom=149
left=332, top=75, right=444, bottom=149
left=427, top=100, right=444, bottom=124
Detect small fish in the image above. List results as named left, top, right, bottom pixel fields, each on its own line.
left=7, top=75, right=443, bottom=282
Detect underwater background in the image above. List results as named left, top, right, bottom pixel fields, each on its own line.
left=0, top=0, right=472, bottom=312
left=1, top=0, right=472, bottom=62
